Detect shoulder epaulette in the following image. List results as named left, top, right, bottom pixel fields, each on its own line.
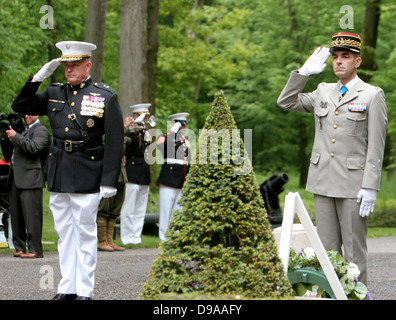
left=50, top=82, right=65, bottom=87
left=93, top=82, right=116, bottom=94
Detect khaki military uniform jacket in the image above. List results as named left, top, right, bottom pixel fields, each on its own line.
left=277, top=71, right=387, bottom=198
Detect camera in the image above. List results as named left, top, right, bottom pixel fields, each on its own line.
left=0, top=112, right=25, bottom=134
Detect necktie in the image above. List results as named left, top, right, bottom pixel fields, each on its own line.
left=339, top=85, right=348, bottom=101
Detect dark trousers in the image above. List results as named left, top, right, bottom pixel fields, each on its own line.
left=97, top=182, right=126, bottom=219
left=9, top=179, right=43, bottom=254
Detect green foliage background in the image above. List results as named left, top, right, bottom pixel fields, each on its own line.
left=1, top=0, right=395, bottom=177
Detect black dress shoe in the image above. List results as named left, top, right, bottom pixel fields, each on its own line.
left=76, top=295, right=92, bottom=300
left=52, top=293, right=77, bottom=300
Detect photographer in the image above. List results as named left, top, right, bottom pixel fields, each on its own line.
left=1, top=114, right=49, bottom=258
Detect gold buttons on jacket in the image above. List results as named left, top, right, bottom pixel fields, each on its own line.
left=331, top=139, right=336, bottom=143
left=73, top=91, right=77, bottom=95
left=65, top=127, right=69, bottom=132
left=335, top=111, right=339, bottom=115
left=330, top=153, right=335, bottom=158
left=333, top=124, right=338, bottom=129
left=71, top=102, right=75, bottom=107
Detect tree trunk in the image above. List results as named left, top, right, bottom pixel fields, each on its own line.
left=84, top=0, right=107, bottom=83
left=119, top=0, right=148, bottom=116
left=147, top=0, right=159, bottom=190
left=360, top=0, right=381, bottom=82
left=287, top=0, right=309, bottom=188
left=147, top=0, right=159, bottom=116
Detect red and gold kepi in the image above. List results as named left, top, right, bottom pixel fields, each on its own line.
left=330, top=32, right=361, bottom=54
left=56, top=41, right=97, bottom=62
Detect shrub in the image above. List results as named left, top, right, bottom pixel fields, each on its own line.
left=140, top=91, right=293, bottom=299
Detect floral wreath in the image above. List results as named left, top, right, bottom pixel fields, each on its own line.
left=288, top=247, right=370, bottom=300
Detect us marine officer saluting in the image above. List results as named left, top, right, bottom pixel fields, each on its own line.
left=12, top=41, right=124, bottom=300
left=277, top=33, right=387, bottom=285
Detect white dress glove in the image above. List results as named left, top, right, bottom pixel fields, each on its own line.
left=298, top=47, right=330, bottom=76
left=135, top=113, right=146, bottom=123
left=170, top=122, right=182, bottom=133
left=33, top=58, right=62, bottom=82
left=99, top=186, right=117, bottom=200
left=357, top=188, right=377, bottom=217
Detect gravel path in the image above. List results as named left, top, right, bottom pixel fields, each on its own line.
left=0, top=236, right=394, bottom=300
left=366, top=236, right=396, bottom=300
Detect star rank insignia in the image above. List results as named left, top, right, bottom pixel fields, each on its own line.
left=320, top=101, right=328, bottom=108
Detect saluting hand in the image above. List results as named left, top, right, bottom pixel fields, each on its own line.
left=298, top=47, right=330, bottom=76
left=33, top=58, right=62, bottom=82
left=170, top=122, right=182, bottom=133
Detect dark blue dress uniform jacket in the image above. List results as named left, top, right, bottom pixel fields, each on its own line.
left=156, top=133, right=190, bottom=189
left=125, top=130, right=151, bottom=186
left=11, top=77, right=124, bottom=194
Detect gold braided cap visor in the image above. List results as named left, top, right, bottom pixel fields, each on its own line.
left=331, top=32, right=361, bottom=54
left=60, top=54, right=91, bottom=62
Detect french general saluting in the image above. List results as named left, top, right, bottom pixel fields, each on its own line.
left=12, top=41, right=124, bottom=299
left=277, top=33, right=387, bottom=285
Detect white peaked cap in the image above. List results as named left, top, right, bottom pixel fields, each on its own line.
left=169, top=113, right=189, bottom=121
left=56, top=41, right=97, bottom=62
left=129, top=103, right=151, bottom=113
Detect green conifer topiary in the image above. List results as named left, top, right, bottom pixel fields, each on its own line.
left=140, top=91, right=293, bottom=299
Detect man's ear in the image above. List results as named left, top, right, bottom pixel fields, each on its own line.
left=355, top=56, right=362, bottom=69
left=86, top=60, right=92, bottom=72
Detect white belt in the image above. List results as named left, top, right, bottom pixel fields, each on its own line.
left=165, top=158, right=189, bottom=165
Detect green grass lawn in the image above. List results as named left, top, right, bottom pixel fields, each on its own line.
left=1, top=170, right=395, bottom=254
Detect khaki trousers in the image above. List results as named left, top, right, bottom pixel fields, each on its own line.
left=314, top=194, right=368, bottom=284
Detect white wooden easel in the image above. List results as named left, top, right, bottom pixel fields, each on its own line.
left=278, top=192, right=347, bottom=300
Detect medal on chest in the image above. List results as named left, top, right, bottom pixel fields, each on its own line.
left=80, top=95, right=105, bottom=118
left=348, top=103, right=367, bottom=112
